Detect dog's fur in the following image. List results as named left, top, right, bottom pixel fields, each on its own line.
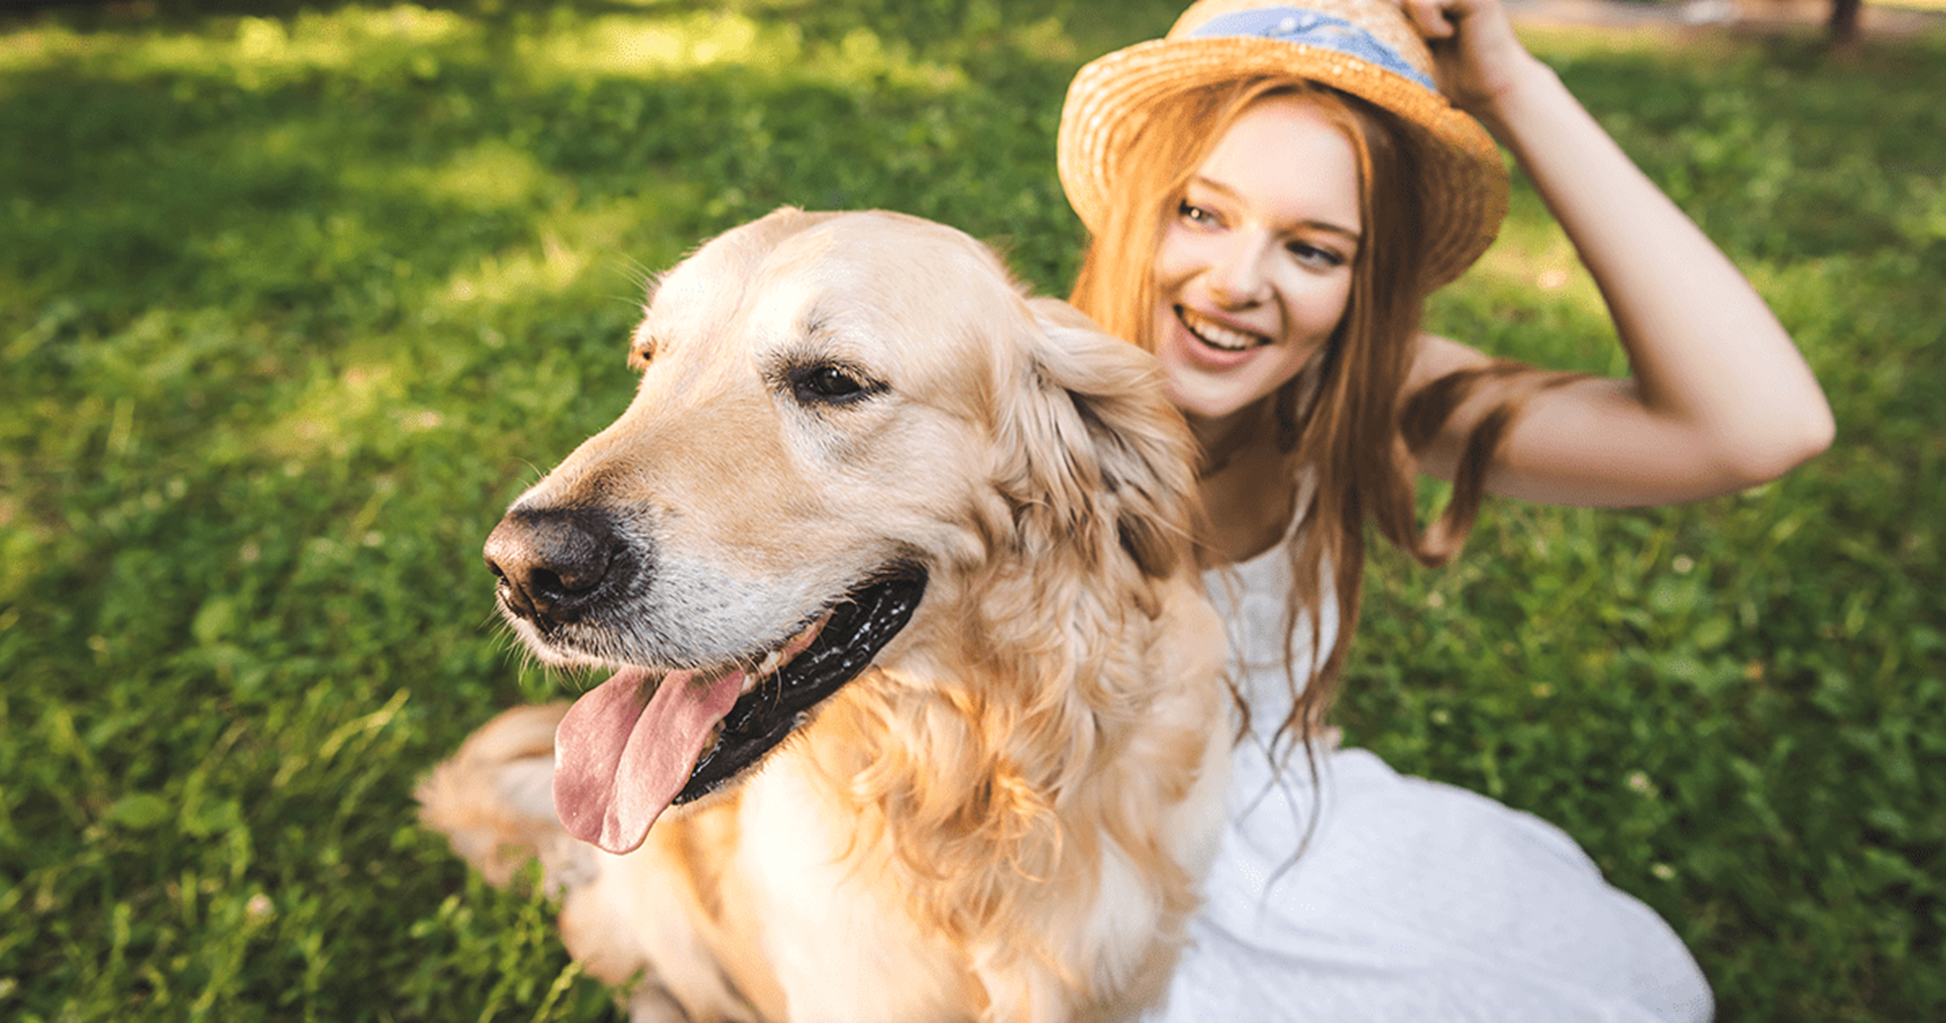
left=418, top=208, right=1229, bottom=1023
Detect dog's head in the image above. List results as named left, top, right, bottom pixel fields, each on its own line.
left=482, top=208, right=1200, bottom=855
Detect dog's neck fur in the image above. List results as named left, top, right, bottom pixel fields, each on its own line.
left=777, top=560, right=1225, bottom=1021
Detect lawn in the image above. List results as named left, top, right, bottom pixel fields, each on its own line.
left=1, top=1, right=1940, bottom=1020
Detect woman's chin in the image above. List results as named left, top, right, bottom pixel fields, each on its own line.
left=1164, top=373, right=1261, bottom=425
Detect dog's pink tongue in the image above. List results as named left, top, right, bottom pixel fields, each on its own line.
left=553, top=666, right=744, bottom=855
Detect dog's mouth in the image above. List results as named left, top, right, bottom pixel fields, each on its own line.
left=551, top=565, right=927, bottom=855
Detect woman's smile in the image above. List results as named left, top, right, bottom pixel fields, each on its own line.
left=1176, top=305, right=1271, bottom=353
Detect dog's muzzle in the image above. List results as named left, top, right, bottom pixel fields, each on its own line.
left=483, top=506, right=634, bottom=631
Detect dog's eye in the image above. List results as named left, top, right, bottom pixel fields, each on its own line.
left=790, top=363, right=876, bottom=405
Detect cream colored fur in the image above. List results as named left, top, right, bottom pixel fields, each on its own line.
left=418, top=208, right=1229, bottom=1023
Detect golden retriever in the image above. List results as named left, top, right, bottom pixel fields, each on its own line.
left=418, top=208, right=1228, bottom=1023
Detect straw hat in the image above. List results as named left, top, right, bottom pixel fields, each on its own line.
left=1058, top=0, right=1508, bottom=287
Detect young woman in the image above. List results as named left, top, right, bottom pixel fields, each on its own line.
left=1055, top=0, right=1832, bottom=1018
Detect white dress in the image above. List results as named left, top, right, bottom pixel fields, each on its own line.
left=1146, top=540, right=1715, bottom=1022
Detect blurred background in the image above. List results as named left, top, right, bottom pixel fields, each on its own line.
left=2, top=1, right=1941, bottom=1019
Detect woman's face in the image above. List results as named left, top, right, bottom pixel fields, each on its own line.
left=1152, top=94, right=1362, bottom=426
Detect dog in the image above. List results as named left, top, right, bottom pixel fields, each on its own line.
left=418, top=208, right=1229, bottom=1023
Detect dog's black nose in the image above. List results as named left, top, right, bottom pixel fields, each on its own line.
left=483, top=507, right=626, bottom=627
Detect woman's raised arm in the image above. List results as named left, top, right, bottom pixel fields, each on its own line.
left=1401, top=0, right=1834, bottom=507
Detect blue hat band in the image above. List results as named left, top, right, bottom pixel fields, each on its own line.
left=1186, top=8, right=1435, bottom=92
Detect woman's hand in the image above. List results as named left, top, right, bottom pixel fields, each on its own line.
left=1396, top=0, right=1550, bottom=132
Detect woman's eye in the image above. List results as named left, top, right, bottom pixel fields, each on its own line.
left=790, top=363, right=875, bottom=405
left=1178, top=200, right=1217, bottom=226
left=1288, top=242, right=1347, bottom=269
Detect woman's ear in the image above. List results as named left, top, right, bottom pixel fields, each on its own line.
left=995, top=296, right=1203, bottom=584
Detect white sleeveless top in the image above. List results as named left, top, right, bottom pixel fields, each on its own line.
left=1143, top=539, right=1716, bottom=1023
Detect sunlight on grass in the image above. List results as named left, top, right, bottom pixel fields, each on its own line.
left=1898, top=174, right=1946, bottom=244
left=0, top=5, right=480, bottom=83
left=515, top=10, right=966, bottom=92
left=0, top=5, right=973, bottom=113
left=1472, top=217, right=1606, bottom=315
left=388, top=139, right=553, bottom=211
left=441, top=198, right=662, bottom=309
left=229, top=6, right=475, bottom=76
left=260, top=364, right=404, bottom=461
left=443, top=232, right=593, bottom=308
left=517, top=10, right=786, bottom=77
left=255, top=385, right=444, bottom=474
left=1440, top=209, right=1627, bottom=374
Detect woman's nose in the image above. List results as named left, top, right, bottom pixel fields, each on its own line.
left=1208, top=237, right=1271, bottom=308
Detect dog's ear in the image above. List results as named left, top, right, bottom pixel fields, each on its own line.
left=993, top=297, right=1203, bottom=584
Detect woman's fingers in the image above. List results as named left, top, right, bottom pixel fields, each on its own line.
left=1399, top=0, right=1461, bottom=39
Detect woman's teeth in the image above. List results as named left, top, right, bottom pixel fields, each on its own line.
left=1179, top=307, right=1264, bottom=352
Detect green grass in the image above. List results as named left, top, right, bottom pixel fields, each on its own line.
left=1, top=2, right=1940, bottom=1020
